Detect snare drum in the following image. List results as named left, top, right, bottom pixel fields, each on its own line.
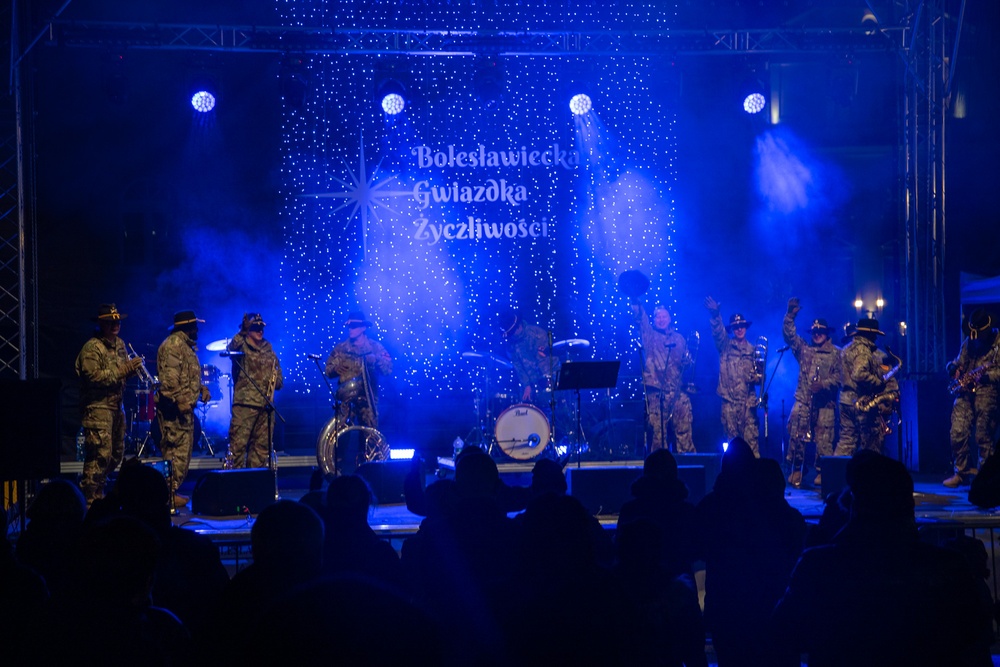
left=495, top=403, right=551, bottom=460
left=201, top=365, right=222, bottom=402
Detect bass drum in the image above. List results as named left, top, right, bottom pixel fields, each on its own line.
left=316, top=417, right=388, bottom=478
left=495, top=403, right=551, bottom=460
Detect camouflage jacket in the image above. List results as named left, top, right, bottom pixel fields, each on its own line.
left=156, top=330, right=202, bottom=409
left=947, top=334, right=1000, bottom=392
left=75, top=334, right=129, bottom=410
left=504, top=322, right=560, bottom=389
left=325, top=336, right=392, bottom=384
left=783, top=312, right=842, bottom=407
left=839, top=337, right=885, bottom=406
left=710, top=312, right=758, bottom=404
left=229, top=332, right=283, bottom=407
left=635, top=305, right=689, bottom=392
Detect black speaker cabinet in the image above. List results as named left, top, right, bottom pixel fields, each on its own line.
left=355, top=460, right=409, bottom=505
left=566, top=464, right=707, bottom=515
left=0, top=379, right=61, bottom=481
left=819, top=455, right=851, bottom=499
left=191, top=469, right=275, bottom=516
left=674, top=453, right=723, bottom=500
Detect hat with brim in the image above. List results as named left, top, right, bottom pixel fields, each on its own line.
left=968, top=309, right=994, bottom=340
left=725, top=313, right=752, bottom=331
left=344, top=311, right=373, bottom=328
left=809, top=318, right=833, bottom=335
left=169, top=310, right=205, bottom=331
left=855, top=317, right=885, bottom=336
left=92, top=303, right=126, bottom=323
left=498, top=308, right=522, bottom=339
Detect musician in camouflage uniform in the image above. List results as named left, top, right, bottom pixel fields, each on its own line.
left=74, top=304, right=144, bottom=506
left=157, top=310, right=212, bottom=506
left=943, top=309, right=1000, bottom=488
left=705, top=296, right=761, bottom=456
left=325, top=311, right=392, bottom=430
left=835, top=317, right=888, bottom=458
left=631, top=301, right=695, bottom=453
left=499, top=308, right=560, bottom=404
left=783, top=299, right=842, bottom=487
left=225, top=312, right=283, bottom=469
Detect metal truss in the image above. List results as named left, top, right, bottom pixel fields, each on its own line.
left=48, top=20, right=902, bottom=57
left=901, top=0, right=960, bottom=375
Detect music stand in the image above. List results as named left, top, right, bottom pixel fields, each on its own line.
left=556, top=361, right=621, bottom=467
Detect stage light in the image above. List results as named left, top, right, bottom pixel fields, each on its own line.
left=876, top=298, right=885, bottom=309
left=376, top=78, right=407, bottom=115
left=191, top=90, right=216, bottom=113
left=569, top=93, right=592, bottom=116
left=861, top=9, right=879, bottom=36
left=854, top=298, right=864, bottom=310
left=722, top=440, right=730, bottom=453
left=389, top=448, right=415, bottom=460
left=743, top=92, right=766, bottom=115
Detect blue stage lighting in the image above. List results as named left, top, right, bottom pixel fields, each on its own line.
left=389, top=448, right=415, bottom=460
left=381, top=92, right=406, bottom=115
left=569, top=93, right=592, bottom=115
left=743, top=92, right=766, bottom=114
left=191, top=90, right=216, bottom=113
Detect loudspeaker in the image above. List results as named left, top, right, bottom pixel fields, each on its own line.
left=566, top=466, right=641, bottom=515
left=566, top=465, right=707, bottom=515
left=0, top=379, right=61, bottom=481
left=819, top=456, right=851, bottom=499
left=675, top=453, right=723, bottom=500
left=191, top=469, right=275, bottom=516
left=356, top=460, right=409, bottom=505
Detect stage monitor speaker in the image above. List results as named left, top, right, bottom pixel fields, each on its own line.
left=191, top=469, right=275, bottom=516
left=566, top=465, right=706, bottom=515
left=674, top=453, right=722, bottom=501
left=0, top=379, right=61, bottom=481
left=819, top=456, right=851, bottom=499
left=567, top=466, right=641, bottom=515
left=356, top=460, right=409, bottom=505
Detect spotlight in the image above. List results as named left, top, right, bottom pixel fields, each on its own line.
left=191, top=90, right=216, bottom=113
left=854, top=298, right=864, bottom=309
left=569, top=93, right=592, bottom=116
left=861, top=9, right=879, bottom=36
left=743, top=92, right=766, bottom=114
left=376, top=78, right=407, bottom=115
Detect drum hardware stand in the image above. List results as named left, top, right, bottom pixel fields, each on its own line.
left=194, top=401, right=217, bottom=456
left=556, top=360, right=622, bottom=468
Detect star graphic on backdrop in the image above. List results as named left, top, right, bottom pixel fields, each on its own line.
left=299, top=137, right=411, bottom=258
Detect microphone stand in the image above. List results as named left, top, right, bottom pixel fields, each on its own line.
left=762, top=347, right=789, bottom=460
left=309, top=354, right=340, bottom=477
left=228, top=347, right=285, bottom=500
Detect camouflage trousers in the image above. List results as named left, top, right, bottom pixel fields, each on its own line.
left=646, top=388, right=695, bottom=453
left=227, top=404, right=275, bottom=469
left=787, top=402, right=837, bottom=469
left=835, top=403, right=885, bottom=457
left=337, top=397, right=378, bottom=430
left=80, top=405, right=125, bottom=503
left=721, top=398, right=759, bottom=456
left=950, top=390, right=999, bottom=476
left=157, top=401, right=195, bottom=494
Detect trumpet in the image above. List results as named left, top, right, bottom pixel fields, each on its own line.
left=753, top=335, right=768, bottom=408
left=126, top=343, right=156, bottom=386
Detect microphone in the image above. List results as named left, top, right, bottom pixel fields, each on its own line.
left=777, top=345, right=791, bottom=352
left=306, top=353, right=322, bottom=360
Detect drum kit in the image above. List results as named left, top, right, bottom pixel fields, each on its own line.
left=458, top=337, right=640, bottom=462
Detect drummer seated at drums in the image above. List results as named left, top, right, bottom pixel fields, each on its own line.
left=498, top=308, right=560, bottom=404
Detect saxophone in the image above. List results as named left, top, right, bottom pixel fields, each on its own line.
left=948, top=362, right=992, bottom=396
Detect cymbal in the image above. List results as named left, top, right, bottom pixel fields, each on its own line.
left=553, top=338, right=591, bottom=350
left=205, top=339, right=230, bottom=352
left=461, top=351, right=512, bottom=369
